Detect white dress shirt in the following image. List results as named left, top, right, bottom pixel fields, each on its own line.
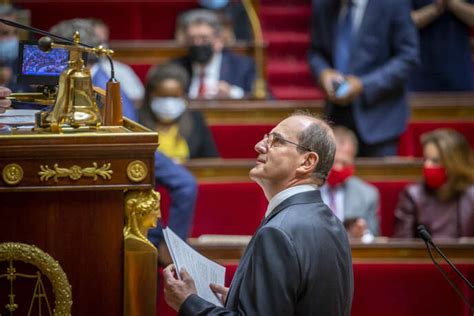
left=188, top=52, right=244, bottom=99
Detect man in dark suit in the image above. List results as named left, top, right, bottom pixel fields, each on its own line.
left=163, top=112, right=353, bottom=315
left=173, top=9, right=255, bottom=99
left=308, top=0, right=419, bottom=157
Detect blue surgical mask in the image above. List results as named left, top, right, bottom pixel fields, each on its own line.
left=199, top=0, right=229, bottom=10
left=0, top=37, right=18, bottom=63
left=151, top=97, right=187, bottom=123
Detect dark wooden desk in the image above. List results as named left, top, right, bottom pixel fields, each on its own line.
left=188, top=236, right=474, bottom=264
left=185, top=157, right=423, bottom=182
left=0, top=120, right=158, bottom=316
left=187, top=93, right=474, bottom=124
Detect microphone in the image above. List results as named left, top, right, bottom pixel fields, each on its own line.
left=417, top=225, right=474, bottom=312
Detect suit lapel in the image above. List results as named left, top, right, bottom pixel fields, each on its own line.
left=226, top=190, right=323, bottom=308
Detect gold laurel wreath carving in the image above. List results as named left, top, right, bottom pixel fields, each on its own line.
left=38, top=162, right=113, bottom=182
left=0, top=242, right=72, bottom=316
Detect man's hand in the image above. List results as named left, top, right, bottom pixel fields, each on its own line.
left=332, top=75, right=363, bottom=106
left=163, top=265, right=197, bottom=312
left=216, top=81, right=232, bottom=98
left=0, top=87, right=12, bottom=113
left=346, top=218, right=368, bottom=238
left=210, top=283, right=229, bottom=306
left=319, top=68, right=344, bottom=100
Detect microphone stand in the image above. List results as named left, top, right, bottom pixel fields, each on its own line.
left=417, top=225, right=474, bottom=312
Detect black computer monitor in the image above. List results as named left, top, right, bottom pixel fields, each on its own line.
left=17, top=40, right=69, bottom=86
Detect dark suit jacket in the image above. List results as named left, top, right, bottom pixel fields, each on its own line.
left=394, top=183, right=474, bottom=238
left=308, top=0, right=419, bottom=144
left=174, top=49, right=256, bottom=94
left=179, top=190, right=354, bottom=316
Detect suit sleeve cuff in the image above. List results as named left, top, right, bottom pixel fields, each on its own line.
left=179, top=294, right=213, bottom=316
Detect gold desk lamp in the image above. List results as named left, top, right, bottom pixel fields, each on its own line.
left=35, top=32, right=116, bottom=133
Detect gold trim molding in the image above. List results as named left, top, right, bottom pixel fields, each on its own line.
left=0, top=242, right=72, bottom=315
left=39, top=162, right=113, bottom=182
left=2, top=163, right=24, bottom=185
left=126, top=160, right=148, bottom=183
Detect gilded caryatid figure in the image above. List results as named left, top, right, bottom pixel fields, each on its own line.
left=124, top=189, right=161, bottom=316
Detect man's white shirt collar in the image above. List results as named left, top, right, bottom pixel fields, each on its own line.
left=265, top=184, right=319, bottom=218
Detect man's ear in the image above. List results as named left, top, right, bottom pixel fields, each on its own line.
left=298, top=152, right=319, bottom=175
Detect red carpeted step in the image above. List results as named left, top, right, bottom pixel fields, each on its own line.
left=260, top=4, right=311, bottom=32
left=267, top=59, right=315, bottom=86
left=271, top=85, right=325, bottom=100
left=264, top=31, right=310, bottom=58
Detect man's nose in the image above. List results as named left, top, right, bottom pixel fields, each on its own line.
left=255, top=138, right=267, bottom=154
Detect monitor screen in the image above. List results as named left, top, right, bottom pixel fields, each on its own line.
left=17, top=40, right=69, bottom=86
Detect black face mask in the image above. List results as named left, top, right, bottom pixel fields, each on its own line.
left=188, top=44, right=213, bottom=64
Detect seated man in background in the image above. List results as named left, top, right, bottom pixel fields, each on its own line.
left=320, top=126, right=380, bottom=240
left=138, top=62, right=218, bottom=162
left=49, top=18, right=140, bottom=120
left=173, top=9, right=255, bottom=99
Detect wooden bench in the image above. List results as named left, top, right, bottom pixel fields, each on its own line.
left=185, top=94, right=474, bottom=158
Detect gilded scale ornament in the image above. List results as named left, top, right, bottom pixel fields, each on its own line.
left=0, top=242, right=72, bottom=316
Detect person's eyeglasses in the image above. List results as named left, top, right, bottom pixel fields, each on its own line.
left=263, top=133, right=311, bottom=152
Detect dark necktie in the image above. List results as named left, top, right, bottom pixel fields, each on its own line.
left=334, top=1, right=353, bottom=74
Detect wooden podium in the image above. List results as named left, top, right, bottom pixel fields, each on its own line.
left=0, top=119, right=158, bottom=315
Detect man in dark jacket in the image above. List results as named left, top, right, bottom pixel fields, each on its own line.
left=164, top=112, right=354, bottom=315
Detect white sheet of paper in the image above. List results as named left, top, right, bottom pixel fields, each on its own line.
left=0, top=109, right=38, bottom=125
left=163, top=227, right=226, bottom=306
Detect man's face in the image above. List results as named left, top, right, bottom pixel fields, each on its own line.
left=185, top=22, right=222, bottom=52
left=250, top=116, right=313, bottom=188
left=332, top=139, right=355, bottom=171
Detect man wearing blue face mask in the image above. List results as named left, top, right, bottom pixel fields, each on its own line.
left=138, top=62, right=219, bottom=162
left=173, top=9, right=255, bottom=99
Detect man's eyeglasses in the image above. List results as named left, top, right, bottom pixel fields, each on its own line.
left=263, top=133, right=311, bottom=152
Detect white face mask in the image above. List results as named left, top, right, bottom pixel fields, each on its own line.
left=150, top=97, right=187, bottom=123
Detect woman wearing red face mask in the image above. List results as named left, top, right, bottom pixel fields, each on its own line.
left=394, top=129, right=474, bottom=238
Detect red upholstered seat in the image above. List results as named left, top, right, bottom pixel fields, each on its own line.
left=19, top=1, right=197, bottom=40
left=211, top=122, right=474, bottom=159
left=157, top=263, right=474, bottom=316
left=398, top=121, right=474, bottom=157
left=369, top=181, right=411, bottom=237
left=161, top=180, right=410, bottom=238
left=190, top=182, right=267, bottom=237
left=210, top=125, right=272, bottom=159
left=352, top=263, right=474, bottom=316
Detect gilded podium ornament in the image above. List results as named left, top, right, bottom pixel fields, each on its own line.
left=126, top=160, right=148, bottom=183
left=2, top=163, right=24, bottom=185
left=38, top=162, right=113, bottom=182
left=0, top=242, right=72, bottom=315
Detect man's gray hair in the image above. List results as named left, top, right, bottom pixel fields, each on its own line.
left=178, top=9, right=223, bottom=34
left=292, top=111, right=336, bottom=184
left=50, top=18, right=100, bottom=47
